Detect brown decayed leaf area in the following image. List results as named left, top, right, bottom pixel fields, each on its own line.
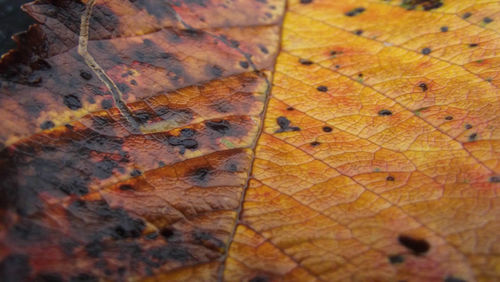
left=0, top=0, right=499, bottom=281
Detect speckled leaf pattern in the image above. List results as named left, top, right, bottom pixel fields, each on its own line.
left=0, top=0, right=499, bottom=281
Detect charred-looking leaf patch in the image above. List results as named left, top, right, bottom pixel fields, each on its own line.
left=401, top=0, right=443, bottom=11
left=387, top=175, right=395, bottom=181
left=489, top=176, right=500, bottom=183
left=0, top=254, right=31, bottom=281
left=7, top=218, right=51, bottom=242
left=398, top=235, right=430, bottom=255
left=67, top=200, right=145, bottom=241
left=275, top=116, right=300, bottom=133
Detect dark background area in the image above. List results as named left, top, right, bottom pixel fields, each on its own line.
left=0, top=0, right=35, bottom=55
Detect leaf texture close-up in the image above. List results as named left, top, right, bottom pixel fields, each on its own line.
left=0, top=0, right=499, bottom=281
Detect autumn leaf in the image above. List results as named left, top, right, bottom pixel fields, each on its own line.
left=0, top=0, right=499, bottom=281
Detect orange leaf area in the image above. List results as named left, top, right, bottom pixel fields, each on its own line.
left=1, top=0, right=499, bottom=281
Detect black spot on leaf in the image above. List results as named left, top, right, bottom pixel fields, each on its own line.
left=421, top=47, right=431, bottom=55
left=322, top=126, right=332, bottom=132
left=378, top=109, right=393, bottom=116
left=317, top=85, right=328, bottom=92
left=80, top=70, right=92, bottom=80
left=40, top=120, right=55, bottom=130
left=419, top=82, right=428, bottom=91
left=440, top=26, right=448, bottom=32
left=398, top=235, right=430, bottom=255
left=63, top=94, right=82, bottom=110
left=483, top=17, right=493, bottom=24
left=299, top=58, right=313, bottom=65
left=275, top=116, right=300, bottom=133
left=489, top=176, right=500, bottom=183
left=468, top=133, right=477, bottom=141
left=239, top=61, right=249, bottom=69
left=345, top=7, right=365, bottom=17
left=205, top=120, right=231, bottom=135
left=387, top=176, right=395, bottom=181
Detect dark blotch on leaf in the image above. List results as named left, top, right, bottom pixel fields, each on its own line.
left=239, top=61, right=249, bottom=69
left=345, top=7, right=365, bottom=17
left=0, top=254, right=31, bottom=281
left=63, top=94, right=82, bottom=110
left=299, top=58, right=313, bottom=65
left=387, top=176, right=395, bottom=181
left=275, top=116, right=300, bottom=133
left=445, top=116, right=453, bottom=120
left=489, top=176, right=500, bottom=183
left=85, top=240, right=103, bottom=258
left=40, top=120, right=55, bottom=130
left=354, top=29, right=363, bottom=36
left=34, top=273, right=64, bottom=282
left=70, top=273, right=98, bottom=282
left=160, top=227, right=175, bottom=239
left=469, top=43, right=478, bottom=47
left=440, top=26, right=449, bottom=32
left=206, top=120, right=231, bottom=135
left=421, top=47, right=431, bottom=55
left=317, top=85, right=328, bottom=92
left=398, top=235, right=430, bottom=255
left=131, top=169, right=142, bottom=177
left=388, top=254, right=404, bottom=264
left=462, top=12, right=471, bottom=19
left=101, top=99, right=113, bottom=109
left=119, top=184, right=134, bottom=191
left=300, top=0, right=313, bottom=4
left=322, top=126, right=332, bottom=132
left=465, top=124, right=473, bottom=129
left=207, top=65, right=224, bottom=78
left=286, top=107, right=294, bottom=111
left=378, top=109, right=393, bottom=116
left=250, top=276, right=269, bottom=282
left=310, top=141, right=321, bottom=146
left=444, top=276, right=467, bottom=282
left=469, top=133, right=477, bottom=141
left=419, top=82, right=428, bottom=91
left=192, top=167, right=211, bottom=183
left=259, top=45, right=269, bottom=54
left=483, top=17, right=493, bottom=24
left=80, top=70, right=92, bottom=80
